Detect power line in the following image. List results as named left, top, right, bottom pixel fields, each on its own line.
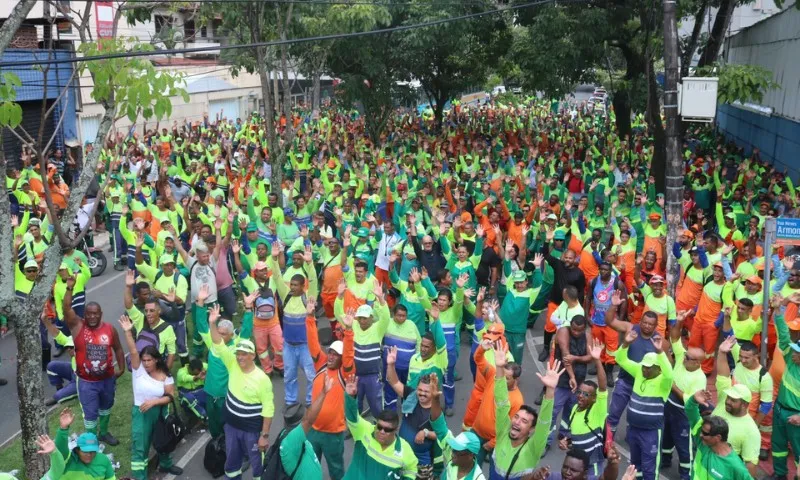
left=1, top=0, right=574, bottom=68
left=36, top=0, right=499, bottom=5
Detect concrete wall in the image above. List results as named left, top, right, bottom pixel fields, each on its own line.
left=715, top=3, right=800, bottom=177
left=717, top=103, right=800, bottom=179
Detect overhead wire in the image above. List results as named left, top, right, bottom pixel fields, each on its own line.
left=0, top=0, right=580, bottom=68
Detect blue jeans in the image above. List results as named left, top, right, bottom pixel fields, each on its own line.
left=548, top=386, right=577, bottom=445
left=357, top=373, right=384, bottom=417
left=283, top=342, right=315, bottom=405
left=608, top=375, right=633, bottom=430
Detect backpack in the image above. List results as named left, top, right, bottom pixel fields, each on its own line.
left=261, top=428, right=306, bottom=480
left=568, top=406, right=608, bottom=458
left=203, top=434, right=227, bottom=478
left=153, top=394, right=186, bottom=454
left=155, top=270, right=181, bottom=288
left=126, top=322, right=170, bottom=370
left=255, top=284, right=277, bottom=321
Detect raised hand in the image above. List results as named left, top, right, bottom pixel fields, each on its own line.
left=537, top=359, right=565, bottom=390
left=456, top=272, right=469, bottom=288
left=59, top=407, right=74, bottom=429
left=231, top=239, right=240, bottom=254
left=341, top=310, right=354, bottom=329
left=208, top=303, right=221, bottom=325
left=243, top=290, right=259, bottom=310
left=305, top=296, right=317, bottom=316
left=345, top=374, right=358, bottom=397
left=693, top=389, right=712, bottom=407
left=197, top=284, right=210, bottom=305
left=409, top=268, right=421, bottom=283
left=589, top=337, right=603, bottom=360
left=271, top=240, right=282, bottom=258
left=35, top=435, right=55, bottom=455
left=493, top=341, right=509, bottom=369
left=304, top=245, right=314, bottom=264
left=719, top=335, right=737, bottom=354
left=386, top=346, right=398, bottom=365
left=651, top=335, right=664, bottom=353
left=624, top=328, right=639, bottom=345
left=125, top=270, right=136, bottom=287
left=611, top=290, right=624, bottom=307
left=119, top=315, right=133, bottom=332
left=337, top=278, right=347, bottom=298
left=532, top=253, right=544, bottom=268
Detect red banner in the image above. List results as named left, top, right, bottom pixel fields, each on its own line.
left=95, top=1, right=114, bottom=38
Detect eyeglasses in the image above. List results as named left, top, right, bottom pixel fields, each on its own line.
left=375, top=424, right=396, bottom=433
left=576, top=390, right=594, bottom=398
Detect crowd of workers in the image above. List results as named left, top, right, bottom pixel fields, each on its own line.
left=2, top=94, right=800, bottom=480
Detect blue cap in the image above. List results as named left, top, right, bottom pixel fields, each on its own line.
left=76, top=432, right=100, bottom=452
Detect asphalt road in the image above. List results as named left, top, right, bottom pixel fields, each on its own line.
left=0, top=240, right=680, bottom=480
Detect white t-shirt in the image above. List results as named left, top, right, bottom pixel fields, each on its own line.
left=188, top=255, right=218, bottom=303
left=132, top=364, right=174, bottom=407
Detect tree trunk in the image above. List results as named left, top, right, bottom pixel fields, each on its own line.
left=312, top=70, right=322, bottom=115
left=14, top=307, right=48, bottom=478
left=663, top=0, right=684, bottom=299
left=680, top=0, right=708, bottom=78
left=697, top=0, right=735, bottom=68
left=612, top=93, right=632, bottom=138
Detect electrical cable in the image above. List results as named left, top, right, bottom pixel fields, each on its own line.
left=0, top=0, right=580, bottom=68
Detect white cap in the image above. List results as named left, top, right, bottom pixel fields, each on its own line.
left=328, top=341, right=344, bottom=355
left=355, top=304, right=373, bottom=318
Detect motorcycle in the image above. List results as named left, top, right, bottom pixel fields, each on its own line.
left=79, top=233, right=107, bottom=277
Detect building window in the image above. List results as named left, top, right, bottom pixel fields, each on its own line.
left=154, top=15, right=172, bottom=35
left=184, top=19, right=195, bottom=40
left=211, top=19, right=222, bottom=40
left=200, top=25, right=208, bottom=38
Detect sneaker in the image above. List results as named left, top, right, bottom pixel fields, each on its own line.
left=107, top=245, right=114, bottom=253
left=445, top=407, right=454, bottom=417
left=0, top=378, right=7, bottom=386
left=159, top=465, right=183, bottom=475
left=537, top=348, right=549, bottom=362
left=113, top=262, right=124, bottom=271
left=534, top=390, right=544, bottom=406
left=454, top=371, right=462, bottom=382
left=759, top=448, right=769, bottom=461
left=98, top=433, right=119, bottom=446
left=53, top=347, right=64, bottom=358
left=45, top=398, right=58, bottom=407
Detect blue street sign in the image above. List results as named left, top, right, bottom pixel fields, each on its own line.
left=776, top=217, right=800, bottom=245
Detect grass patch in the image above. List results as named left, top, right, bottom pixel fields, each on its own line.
left=0, top=372, right=135, bottom=478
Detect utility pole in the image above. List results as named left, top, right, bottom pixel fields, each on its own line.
left=662, top=0, right=684, bottom=297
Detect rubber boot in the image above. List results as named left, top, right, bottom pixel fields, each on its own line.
left=538, top=330, right=553, bottom=362
left=604, top=363, right=616, bottom=388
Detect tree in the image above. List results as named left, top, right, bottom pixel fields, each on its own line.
left=0, top=3, right=186, bottom=475
left=695, top=63, right=780, bottom=105
left=399, top=0, right=512, bottom=127
left=326, top=5, right=412, bottom=141
left=209, top=0, right=302, bottom=203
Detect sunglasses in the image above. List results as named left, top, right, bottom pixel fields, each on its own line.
left=375, top=424, right=396, bottom=433
left=25, top=269, right=38, bottom=273
left=699, top=429, right=715, bottom=437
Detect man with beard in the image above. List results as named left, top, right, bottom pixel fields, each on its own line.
left=540, top=232, right=586, bottom=362
left=386, top=347, right=441, bottom=479
left=491, top=343, right=563, bottom=479
left=713, top=336, right=760, bottom=477
left=63, top=276, right=126, bottom=444
left=604, top=292, right=658, bottom=435
left=615, top=328, right=673, bottom=480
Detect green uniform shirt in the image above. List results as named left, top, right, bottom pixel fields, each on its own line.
left=344, top=394, right=418, bottom=479
left=54, top=427, right=116, bottom=480
left=686, top=397, right=754, bottom=480
left=492, top=378, right=553, bottom=479
left=279, top=426, right=323, bottom=479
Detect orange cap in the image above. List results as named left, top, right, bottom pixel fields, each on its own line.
left=682, top=229, right=695, bottom=239
left=460, top=212, right=473, bottom=223
left=746, top=275, right=763, bottom=285
left=648, top=212, right=662, bottom=221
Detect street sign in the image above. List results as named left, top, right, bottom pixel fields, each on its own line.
left=775, top=217, right=800, bottom=246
